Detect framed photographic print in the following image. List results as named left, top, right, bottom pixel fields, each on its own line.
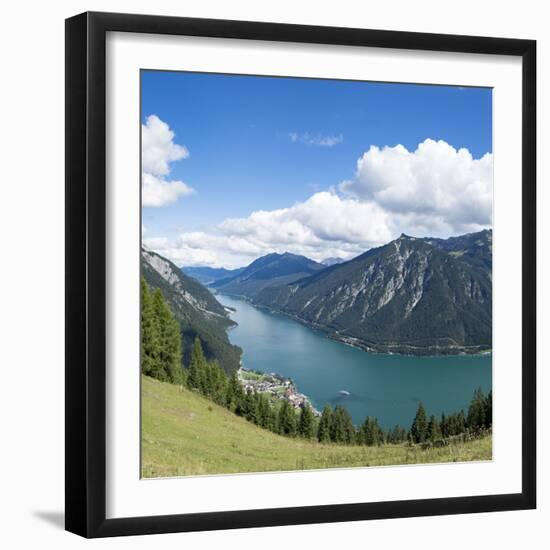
left=65, top=11, right=536, bottom=538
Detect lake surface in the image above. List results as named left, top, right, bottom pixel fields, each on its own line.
left=217, top=294, right=492, bottom=429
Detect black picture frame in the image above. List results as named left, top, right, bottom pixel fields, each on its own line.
left=65, top=11, right=536, bottom=538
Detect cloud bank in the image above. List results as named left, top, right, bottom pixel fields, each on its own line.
left=142, top=115, right=195, bottom=207
left=145, top=138, right=493, bottom=268
left=340, top=139, right=493, bottom=231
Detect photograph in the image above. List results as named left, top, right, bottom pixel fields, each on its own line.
left=140, top=70, right=493, bottom=478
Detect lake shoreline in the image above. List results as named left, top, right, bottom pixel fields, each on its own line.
left=215, top=291, right=492, bottom=359
left=216, top=293, right=492, bottom=428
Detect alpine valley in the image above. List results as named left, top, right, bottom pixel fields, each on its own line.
left=142, top=230, right=493, bottom=476
left=182, top=229, right=492, bottom=356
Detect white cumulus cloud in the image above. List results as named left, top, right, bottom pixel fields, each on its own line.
left=147, top=192, right=395, bottom=268
left=145, top=138, right=492, bottom=268
left=340, top=138, right=493, bottom=233
left=142, top=173, right=195, bottom=208
left=141, top=115, right=195, bottom=207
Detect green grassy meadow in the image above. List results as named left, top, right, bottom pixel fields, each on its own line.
left=141, top=375, right=492, bottom=478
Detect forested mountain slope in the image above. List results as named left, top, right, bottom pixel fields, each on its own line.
left=142, top=248, right=241, bottom=373
left=255, top=231, right=492, bottom=355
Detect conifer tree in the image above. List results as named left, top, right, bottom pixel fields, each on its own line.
left=140, top=281, right=185, bottom=385
left=256, top=393, right=271, bottom=429
left=331, top=406, right=354, bottom=444
left=411, top=402, right=428, bottom=443
left=484, top=391, right=492, bottom=429
left=202, top=359, right=215, bottom=399
left=427, top=415, right=441, bottom=442
left=206, top=360, right=227, bottom=405
left=187, top=337, right=206, bottom=392
left=243, top=389, right=259, bottom=424
left=317, top=405, right=333, bottom=443
left=236, top=388, right=256, bottom=422
left=140, top=278, right=161, bottom=378
left=457, top=410, right=466, bottom=434
left=226, top=370, right=244, bottom=412
left=267, top=406, right=279, bottom=433
left=277, top=400, right=297, bottom=436
left=467, top=388, right=487, bottom=432
left=151, top=289, right=184, bottom=385
left=344, top=410, right=356, bottom=444
left=440, top=412, right=449, bottom=438
left=361, top=417, right=373, bottom=446
left=151, top=290, right=170, bottom=382
left=447, top=413, right=459, bottom=436
left=389, top=425, right=407, bottom=444
left=361, top=417, right=383, bottom=446
left=298, top=403, right=315, bottom=439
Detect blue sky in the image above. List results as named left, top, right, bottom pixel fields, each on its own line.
left=141, top=70, right=493, bottom=268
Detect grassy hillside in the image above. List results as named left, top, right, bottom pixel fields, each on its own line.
left=141, top=376, right=492, bottom=478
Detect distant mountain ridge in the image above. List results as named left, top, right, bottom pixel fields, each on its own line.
left=254, top=230, right=492, bottom=355
left=211, top=252, right=325, bottom=300
left=142, top=248, right=241, bottom=373
left=181, top=265, right=245, bottom=285
left=321, top=257, right=346, bottom=266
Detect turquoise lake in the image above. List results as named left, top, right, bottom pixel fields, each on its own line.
left=217, top=294, right=492, bottom=429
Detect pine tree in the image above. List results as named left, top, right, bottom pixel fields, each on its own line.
left=317, top=405, right=333, bottom=443
left=484, top=391, right=492, bottom=429
left=361, top=417, right=374, bottom=446
left=467, top=388, right=487, bottom=432
left=440, top=412, right=449, bottom=438
left=140, top=278, right=161, bottom=378
left=331, top=406, right=354, bottom=444
left=256, top=393, right=271, bottom=429
left=267, top=406, right=279, bottom=433
left=361, top=417, right=383, bottom=446
left=411, top=402, right=428, bottom=443
left=427, top=415, right=441, bottom=442
left=457, top=410, right=466, bottom=434
left=244, top=389, right=259, bottom=424
left=206, top=360, right=227, bottom=406
left=187, top=337, right=207, bottom=392
left=202, top=360, right=215, bottom=399
left=226, top=370, right=244, bottom=411
left=389, top=425, right=407, bottom=444
left=344, top=409, right=356, bottom=444
left=151, top=290, right=170, bottom=382
left=298, top=403, right=315, bottom=439
left=152, top=290, right=183, bottom=385
left=277, top=400, right=297, bottom=436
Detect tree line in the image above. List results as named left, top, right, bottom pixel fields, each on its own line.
left=141, top=278, right=184, bottom=385
left=409, top=387, right=492, bottom=445
left=142, top=280, right=492, bottom=447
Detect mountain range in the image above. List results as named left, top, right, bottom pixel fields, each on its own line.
left=321, top=257, right=346, bottom=266
left=144, top=229, right=492, bottom=359
left=210, top=252, right=325, bottom=300
left=254, top=230, right=492, bottom=355
left=181, top=265, right=245, bottom=285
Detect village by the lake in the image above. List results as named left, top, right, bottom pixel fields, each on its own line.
left=238, top=367, right=321, bottom=417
